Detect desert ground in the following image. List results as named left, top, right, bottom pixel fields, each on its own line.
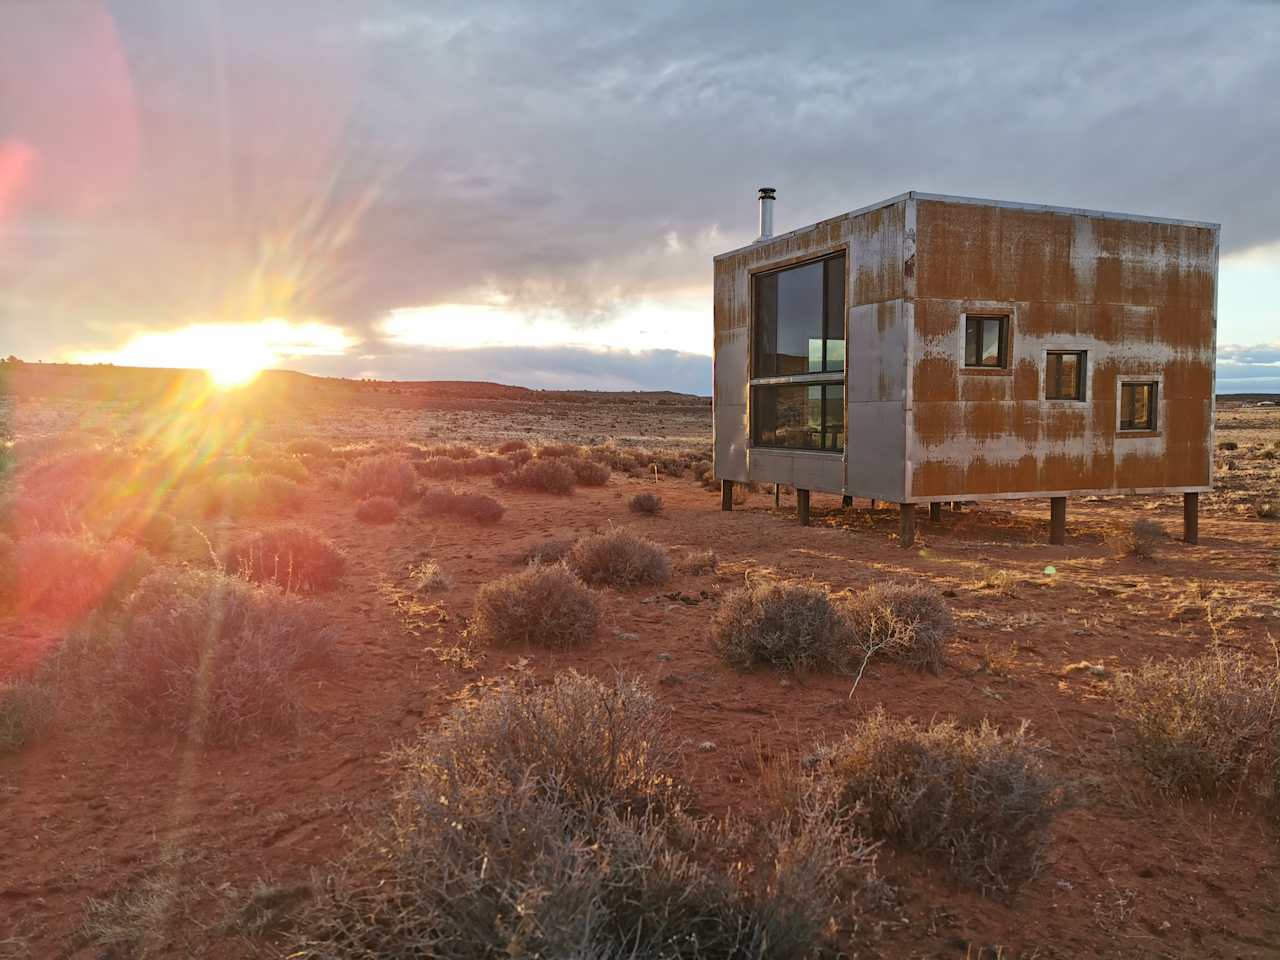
left=1, top=367, right=1278, bottom=959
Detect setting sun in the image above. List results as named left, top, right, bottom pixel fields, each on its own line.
left=66, top=319, right=355, bottom=388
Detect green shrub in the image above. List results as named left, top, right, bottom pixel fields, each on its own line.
left=113, top=567, right=337, bottom=742
left=223, top=525, right=347, bottom=592
left=821, top=708, right=1066, bottom=893
left=343, top=454, right=418, bottom=502
left=711, top=581, right=852, bottom=673
left=842, top=582, right=952, bottom=673
left=1113, top=651, right=1280, bottom=796
left=473, top=565, right=599, bottom=648
left=567, top=529, right=671, bottom=587
left=0, top=680, right=54, bottom=752
left=355, top=496, right=399, bottom=524
left=494, top=458, right=575, bottom=495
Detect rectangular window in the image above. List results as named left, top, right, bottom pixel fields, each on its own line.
left=1119, top=381, right=1158, bottom=431
left=964, top=314, right=1008, bottom=368
left=752, top=383, right=844, bottom=452
left=1045, top=351, right=1086, bottom=400
left=753, top=254, right=845, bottom=377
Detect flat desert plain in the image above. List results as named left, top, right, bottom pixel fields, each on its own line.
left=1, top=370, right=1278, bottom=959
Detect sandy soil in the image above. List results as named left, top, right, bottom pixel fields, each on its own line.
left=1, top=390, right=1278, bottom=958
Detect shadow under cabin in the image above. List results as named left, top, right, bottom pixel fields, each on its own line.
left=712, top=189, right=1219, bottom=546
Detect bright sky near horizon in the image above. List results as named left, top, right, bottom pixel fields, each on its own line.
left=3, top=2, right=1278, bottom=393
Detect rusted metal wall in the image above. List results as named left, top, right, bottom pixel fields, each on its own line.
left=712, top=196, right=908, bottom=498
left=908, top=196, right=1218, bottom=500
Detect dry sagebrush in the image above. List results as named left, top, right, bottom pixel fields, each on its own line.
left=568, top=529, right=672, bottom=587
left=343, top=453, right=418, bottom=502
left=110, top=567, right=337, bottom=743
left=629, top=492, right=664, bottom=514
left=1113, top=650, right=1280, bottom=797
left=0, top=680, right=54, bottom=752
left=8, top=533, right=152, bottom=617
left=289, top=672, right=882, bottom=959
left=711, top=582, right=854, bottom=673
left=223, top=525, right=347, bottom=592
left=843, top=582, right=953, bottom=673
left=419, top=487, right=506, bottom=524
left=494, top=458, right=576, bottom=495
left=1109, top=518, right=1166, bottom=559
left=820, top=708, right=1067, bottom=894
left=473, top=564, right=599, bottom=648
left=355, top=495, right=399, bottom=524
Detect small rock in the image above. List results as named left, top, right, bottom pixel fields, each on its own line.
left=617, top=632, right=639, bottom=642
left=655, top=651, right=672, bottom=661
left=696, top=741, right=716, bottom=753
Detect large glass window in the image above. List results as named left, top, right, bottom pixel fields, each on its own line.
left=750, top=253, right=845, bottom=452
left=752, top=383, right=844, bottom=452
left=1119, top=382, right=1157, bottom=431
left=753, top=254, right=845, bottom=377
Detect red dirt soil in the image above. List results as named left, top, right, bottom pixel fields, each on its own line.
left=2, top=409, right=1279, bottom=956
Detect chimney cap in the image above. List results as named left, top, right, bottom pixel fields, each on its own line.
left=757, top=187, right=776, bottom=199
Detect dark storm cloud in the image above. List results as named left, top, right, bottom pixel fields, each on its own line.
left=1, top=0, right=1278, bottom=389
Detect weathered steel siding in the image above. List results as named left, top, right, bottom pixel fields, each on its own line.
left=908, top=199, right=1217, bottom=499
left=712, top=198, right=909, bottom=497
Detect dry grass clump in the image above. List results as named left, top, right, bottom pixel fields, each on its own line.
left=1217, top=440, right=1239, bottom=451
left=1109, top=518, right=1166, bottom=559
left=408, top=560, right=453, bottom=594
left=679, top=548, right=719, bottom=575
left=0, top=492, right=80, bottom=539
left=419, top=487, right=506, bottom=524
left=819, top=708, right=1067, bottom=894
left=253, top=455, right=310, bottom=483
left=516, top=538, right=573, bottom=566
left=285, top=438, right=333, bottom=458
left=1113, top=650, right=1280, bottom=797
left=1257, top=497, right=1279, bottom=519
left=534, top=442, right=582, bottom=459
left=494, top=458, right=575, bottom=495
left=290, top=672, right=880, bottom=959
left=629, top=491, right=664, bottom=514
left=100, top=508, right=176, bottom=553
left=421, top=443, right=479, bottom=461
left=177, top=473, right=304, bottom=519
left=473, top=564, right=599, bottom=648
left=343, top=453, right=418, bottom=502
left=711, top=581, right=853, bottom=673
left=355, top=495, right=400, bottom=524
left=567, top=529, right=672, bottom=588
left=565, top=456, right=610, bottom=486
left=111, top=567, right=336, bottom=743
left=223, top=525, right=347, bottom=592
left=0, top=680, right=54, bottom=752
left=414, top=456, right=467, bottom=480
left=843, top=582, right=953, bottom=673
left=10, top=533, right=152, bottom=617
left=495, top=439, right=529, bottom=454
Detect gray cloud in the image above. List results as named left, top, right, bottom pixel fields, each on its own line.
left=2, top=0, right=1278, bottom=389
left=1218, top=341, right=1280, bottom=390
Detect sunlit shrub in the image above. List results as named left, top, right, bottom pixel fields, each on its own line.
left=343, top=453, right=418, bottom=502
left=419, top=487, right=506, bottom=524
left=355, top=495, right=400, bottom=524
left=494, top=458, right=575, bottom=495
left=473, top=565, right=599, bottom=648
left=223, top=525, right=347, bottom=592
left=711, top=581, right=852, bottom=673
left=567, top=529, right=671, bottom=588
left=842, top=582, right=953, bottom=673
left=12, top=533, right=151, bottom=617
left=629, top=492, right=663, bottom=514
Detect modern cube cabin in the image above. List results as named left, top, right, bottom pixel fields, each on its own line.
left=712, top=190, right=1219, bottom=545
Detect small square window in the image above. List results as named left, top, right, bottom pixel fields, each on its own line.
left=1046, top=351, right=1086, bottom=400
left=964, top=315, right=1008, bottom=368
left=1119, top=382, right=1158, bottom=431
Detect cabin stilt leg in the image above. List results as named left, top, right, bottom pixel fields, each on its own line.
left=842, top=495, right=853, bottom=508
left=929, top=502, right=942, bottom=522
left=1049, top=496, right=1067, bottom=545
left=797, top=489, right=810, bottom=526
left=899, top=503, right=916, bottom=547
left=721, top=479, right=733, bottom=512
left=869, top=499, right=878, bottom=510
left=774, top=483, right=781, bottom=508
left=1183, top=492, right=1199, bottom=545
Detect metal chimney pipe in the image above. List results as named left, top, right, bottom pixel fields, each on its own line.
left=757, top=187, right=775, bottom=241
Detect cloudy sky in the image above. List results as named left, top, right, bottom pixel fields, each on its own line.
left=1, top=0, right=1278, bottom=392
